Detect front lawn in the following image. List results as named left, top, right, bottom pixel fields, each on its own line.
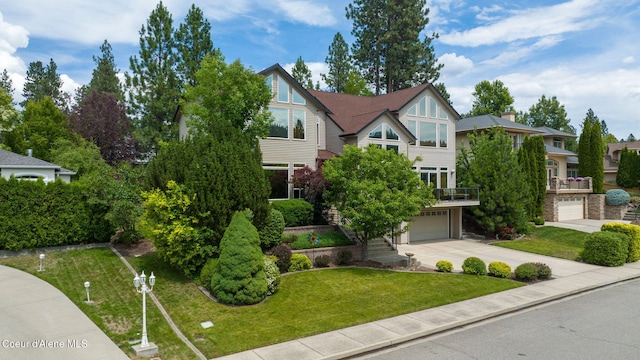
left=289, top=230, right=353, bottom=249
left=1, top=248, right=523, bottom=359
left=491, top=226, right=587, bottom=260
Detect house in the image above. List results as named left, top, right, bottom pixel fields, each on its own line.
left=177, top=63, right=479, bottom=246
left=604, top=140, right=640, bottom=183
left=455, top=113, right=592, bottom=221
left=0, top=149, right=75, bottom=183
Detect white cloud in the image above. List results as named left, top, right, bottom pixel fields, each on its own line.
left=439, top=53, right=473, bottom=78
left=623, top=56, right=636, bottom=64
left=440, top=0, right=605, bottom=47
left=283, top=61, right=328, bottom=88
left=474, top=5, right=505, bottom=22
left=60, top=74, right=81, bottom=97
left=482, top=36, right=563, bottom=67
left=276, top=0, right=337, bottom=26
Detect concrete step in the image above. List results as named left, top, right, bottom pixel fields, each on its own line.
left=369, top=254, right=410, bottom=267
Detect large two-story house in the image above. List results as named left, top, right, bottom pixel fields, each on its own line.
left=178, top=64, right=479, bottom=248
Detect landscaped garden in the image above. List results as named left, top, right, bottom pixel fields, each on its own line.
left=288, top=230, right=353, bottom=249
left=492, top=226, right=587, bottom=260
left=0, top=247, right=523, bottom=359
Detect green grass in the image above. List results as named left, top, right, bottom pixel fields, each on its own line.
left=1, top=248, right=523, bottom=358
left=289, top=230, right=353, bottom=249
left=491, top=226, right=588, bottom=260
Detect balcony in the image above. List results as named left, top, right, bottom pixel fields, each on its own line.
left=547, top=177, right=592, bottom=194
left=432, top=188, right=480, bottom=207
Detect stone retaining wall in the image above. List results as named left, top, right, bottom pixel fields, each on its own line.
left=292, top=244, right=362, bottom=264
left=283, top=225, right=338, bottom=235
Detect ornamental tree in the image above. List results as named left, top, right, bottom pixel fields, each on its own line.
left=323, top=144, right=435, bottom=259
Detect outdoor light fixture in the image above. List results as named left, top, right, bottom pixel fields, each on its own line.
left=132, top=271, right=158, bottom=356
left=38, top=253, right=45, bottom=272
left=84, top=281, right=91, bottom=303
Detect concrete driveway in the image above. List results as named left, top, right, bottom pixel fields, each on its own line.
left=398, top=219, right=631, bottom=278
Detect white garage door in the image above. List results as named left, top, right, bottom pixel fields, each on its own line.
left=558, top=197, right=584, bottom=221
left=409, top=210, right=449, bottom=242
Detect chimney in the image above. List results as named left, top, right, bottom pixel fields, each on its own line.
left=501, top=111, right=516, bottom=122
left=27, top=149, right=33, bottom=157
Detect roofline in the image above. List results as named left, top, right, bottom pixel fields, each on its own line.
left=259, top=63, right=332, bottom=114
left=340, top=109, right=417, bottom=143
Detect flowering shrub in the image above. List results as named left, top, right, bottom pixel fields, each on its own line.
left=264, top=255, right=281, bottom=296
left=567, top=177, right=575, bottom=181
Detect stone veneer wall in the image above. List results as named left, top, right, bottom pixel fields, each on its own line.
left=588, top=194, right=606, bottom=220
left=543, top=194, right=558, bottom=222
left=605, top=204, right=627, bottom=220
left=292, top=245, right=362, bottom=263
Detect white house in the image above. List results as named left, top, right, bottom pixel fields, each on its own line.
left=0, top=149, right=75, bottom=183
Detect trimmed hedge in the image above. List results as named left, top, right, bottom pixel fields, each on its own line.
left=581, top=231, right=629, bottom=267
left=435, top=260, right=453, bottom=273
left=601, top=222, right=640, bottom=262
left=289, top=254, right=312, bottom=272
left=0, top=178, right=113, bottom=251
left=514, top=263, right=538, bottom=281
left=488, top=261, right=511, bottom=278
left=271, top=199, right=314, bottom=227
left=462, top=257, right=487, bottom=275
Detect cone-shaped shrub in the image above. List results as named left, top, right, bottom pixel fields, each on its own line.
left=212, top=212, right=267, bottom=305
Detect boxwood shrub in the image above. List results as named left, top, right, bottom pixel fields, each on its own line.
left=271, top=199, right=314, bottom=227
left=289, top=254, right=312, bottom=272
left=514, top=263, right=538, bottom=281
left=435, top=260, right=453, bottom=273
left=601, top=222, right=640, bottom=262
left=488, top=261, right=511, bottom=278
left=462, top=257, right=487, bottom=275
left=581, top=231, right=629, bottom=267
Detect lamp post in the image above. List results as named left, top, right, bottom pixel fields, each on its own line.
left=133, top=271, right=156, bottom=349
left=84, top=281, right=91, bottom=303
left=38, top=253, right=45, bottom=272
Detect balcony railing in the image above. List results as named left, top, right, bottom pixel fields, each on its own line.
left=433, top=188, right=480, bottom=202
left=547, top=177, right=592, bottom=193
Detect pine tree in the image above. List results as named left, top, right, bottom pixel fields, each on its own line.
left=21, top=59, right=64, bottom=108
left=175, top=4, right=215, bottom=87
left=291, top=56, right=313, bottom=88
left=0, top=69, right=13, bottom=97
left=322, top=32, right=351, bottom=93
left=125, top=1, right=180, bottom=153
left=87, top=40, right=124, bottom=101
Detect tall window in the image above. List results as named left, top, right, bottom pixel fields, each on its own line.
left=420, top=122, right=436, bottom=147
left=440, top=168, right=448, bottom=188
left=429, top=97, right=437, bottom=118
left=265, top=75, right=273, bottom=93
left=277, top=76, right=289, bottom=103
left=264, top=165, right=289, bottom=199
left=269, top=107, right=288, bottom=138
left=439, top=123, right=448, bottom=148
left=293, top=110, right=306, bottom=139
left=408, top=120, right=417, bottom=137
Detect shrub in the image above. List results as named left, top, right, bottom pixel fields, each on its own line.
left=435, top=260, right=453, bottom=273
left=534, top=262, right=552, bottom=279
left=533, top=217, right=545, bottom=225
left=268, top=243, right=292, bottom=273
left=258, top=208, right=285, bottom=249
left=488, top=261, right=511, bottom=278
left=601, top=222, right=640, bottom=262
left=314, top=255, right=331, bottom=268
left=282, top=234, right=298, bottom=244
left=198, top=258, right=219, bottom=290
left=289, top=254, right=312, bottom=272
left=514, top=263, right=538, bottom=281
left=462, top=257, right=487, bottom=275
left=336, top=250, right=353, bottom=265
left=496, top=227, right=517, bottom=240
left=212, top=212, right=267, bottom=305
left=263, top=255, right=281, bottom=296
left=271, top=199, right=314, bottom=227
left=605, top=189, right=630, bottom=206
left=581, top=231, right=628, bottom=267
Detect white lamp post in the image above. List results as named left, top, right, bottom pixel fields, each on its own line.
left=84, top=281, right=91, bottom=303
left=38, top=253, right=45, bottom=272
left=132, top=271, right=157, bottom=355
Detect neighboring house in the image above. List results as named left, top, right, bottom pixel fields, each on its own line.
left=455, top=113, right=592, bottom=222
left=604, top=140, right=640, bottom=183
left=0, top=149, right=75, bottom=183
left=177, top=63, right=479, bottom=244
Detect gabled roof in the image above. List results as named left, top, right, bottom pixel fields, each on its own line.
left=457, top=114, right=545, bottom=134
left=545, top=144, right=577, bottom=157
left=534, top=126, right=577, bottom=138
left=0, top=149, right=75, bottom=175
left=607, top=140, right=640, bottom=154
left=259, top=64, right=331, bottom=114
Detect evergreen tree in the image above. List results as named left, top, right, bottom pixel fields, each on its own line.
left=465, top=79, right=514, bottom=117
left=175, top=4, right=215, bottom=87
left=291, top=56, right=313, bottom=88
left=322, top=32, right=351, bottom=93
left=125, top=1, right=180, bottom=153
left=21, top=59, right=64, bottom=108
left=457, top=127, right=530, bottom=234
left=87, top=40, right=124, bottom=100
left=518, top=136, right=546, bottom=218
left=0, top=69, right=14, bottom=97
left=434, top=82, right=452, bottom=105
left=344, top=70, right=374, bottom=96
left=578, top=109, right=604, bottom=193
left=212, top=211, right=267, bottom=305
left=616, top=148, right=636, bottom=188
left=346, top=0, right=442, bottom=94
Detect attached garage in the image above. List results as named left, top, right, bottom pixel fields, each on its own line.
left=558, top=197, right=584, bottom=221
left=409, top=210, right=449, bottom=242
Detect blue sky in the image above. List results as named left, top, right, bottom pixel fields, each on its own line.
left=1, top=0, right=639, bottom=140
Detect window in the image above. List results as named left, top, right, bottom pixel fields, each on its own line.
left=292, top=89, right=305, bottom=105
left=408, top=120, right=417, bottom=137
left=386, top=126, right=399, bottom=140
left=420, top=122, right=436, bottom=147
left=369, top=124, right=383, bottom=139
left=439, top=123, right=448, bottom=147
left=420, top=167, right=437, bottom=187
left=419, top=97, right=426, bottom=117
left=277, top=76, right=289, bottom=102
left=293, top=110, right=306, bottom=139
left=269, top=107, right=288, bottom=138
left=386, top=145, right=399, bottom=153
left=439, top=108, right=448, bottom=119
left=265, top=75, right=273, bottom=93
left=408, top=104, right=417, bottom=116
left=429, top=97, right=437, bottom=118
left=440, top=168, right=448, bottom=188
left=546, top=160, right=559, bottom=176
left=553, top=138, right=562, bottom=148
left=264, top=168, right=289, bottom=199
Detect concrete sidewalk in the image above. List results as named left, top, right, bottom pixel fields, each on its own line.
left=217, top=220, right=640, bottom=360
left=0, top=265, right=128, bottom=360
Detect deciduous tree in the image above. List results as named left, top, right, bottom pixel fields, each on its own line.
left=465, top=80, right=514, bottom=117
left=323, top=144, right=435, bottom=259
